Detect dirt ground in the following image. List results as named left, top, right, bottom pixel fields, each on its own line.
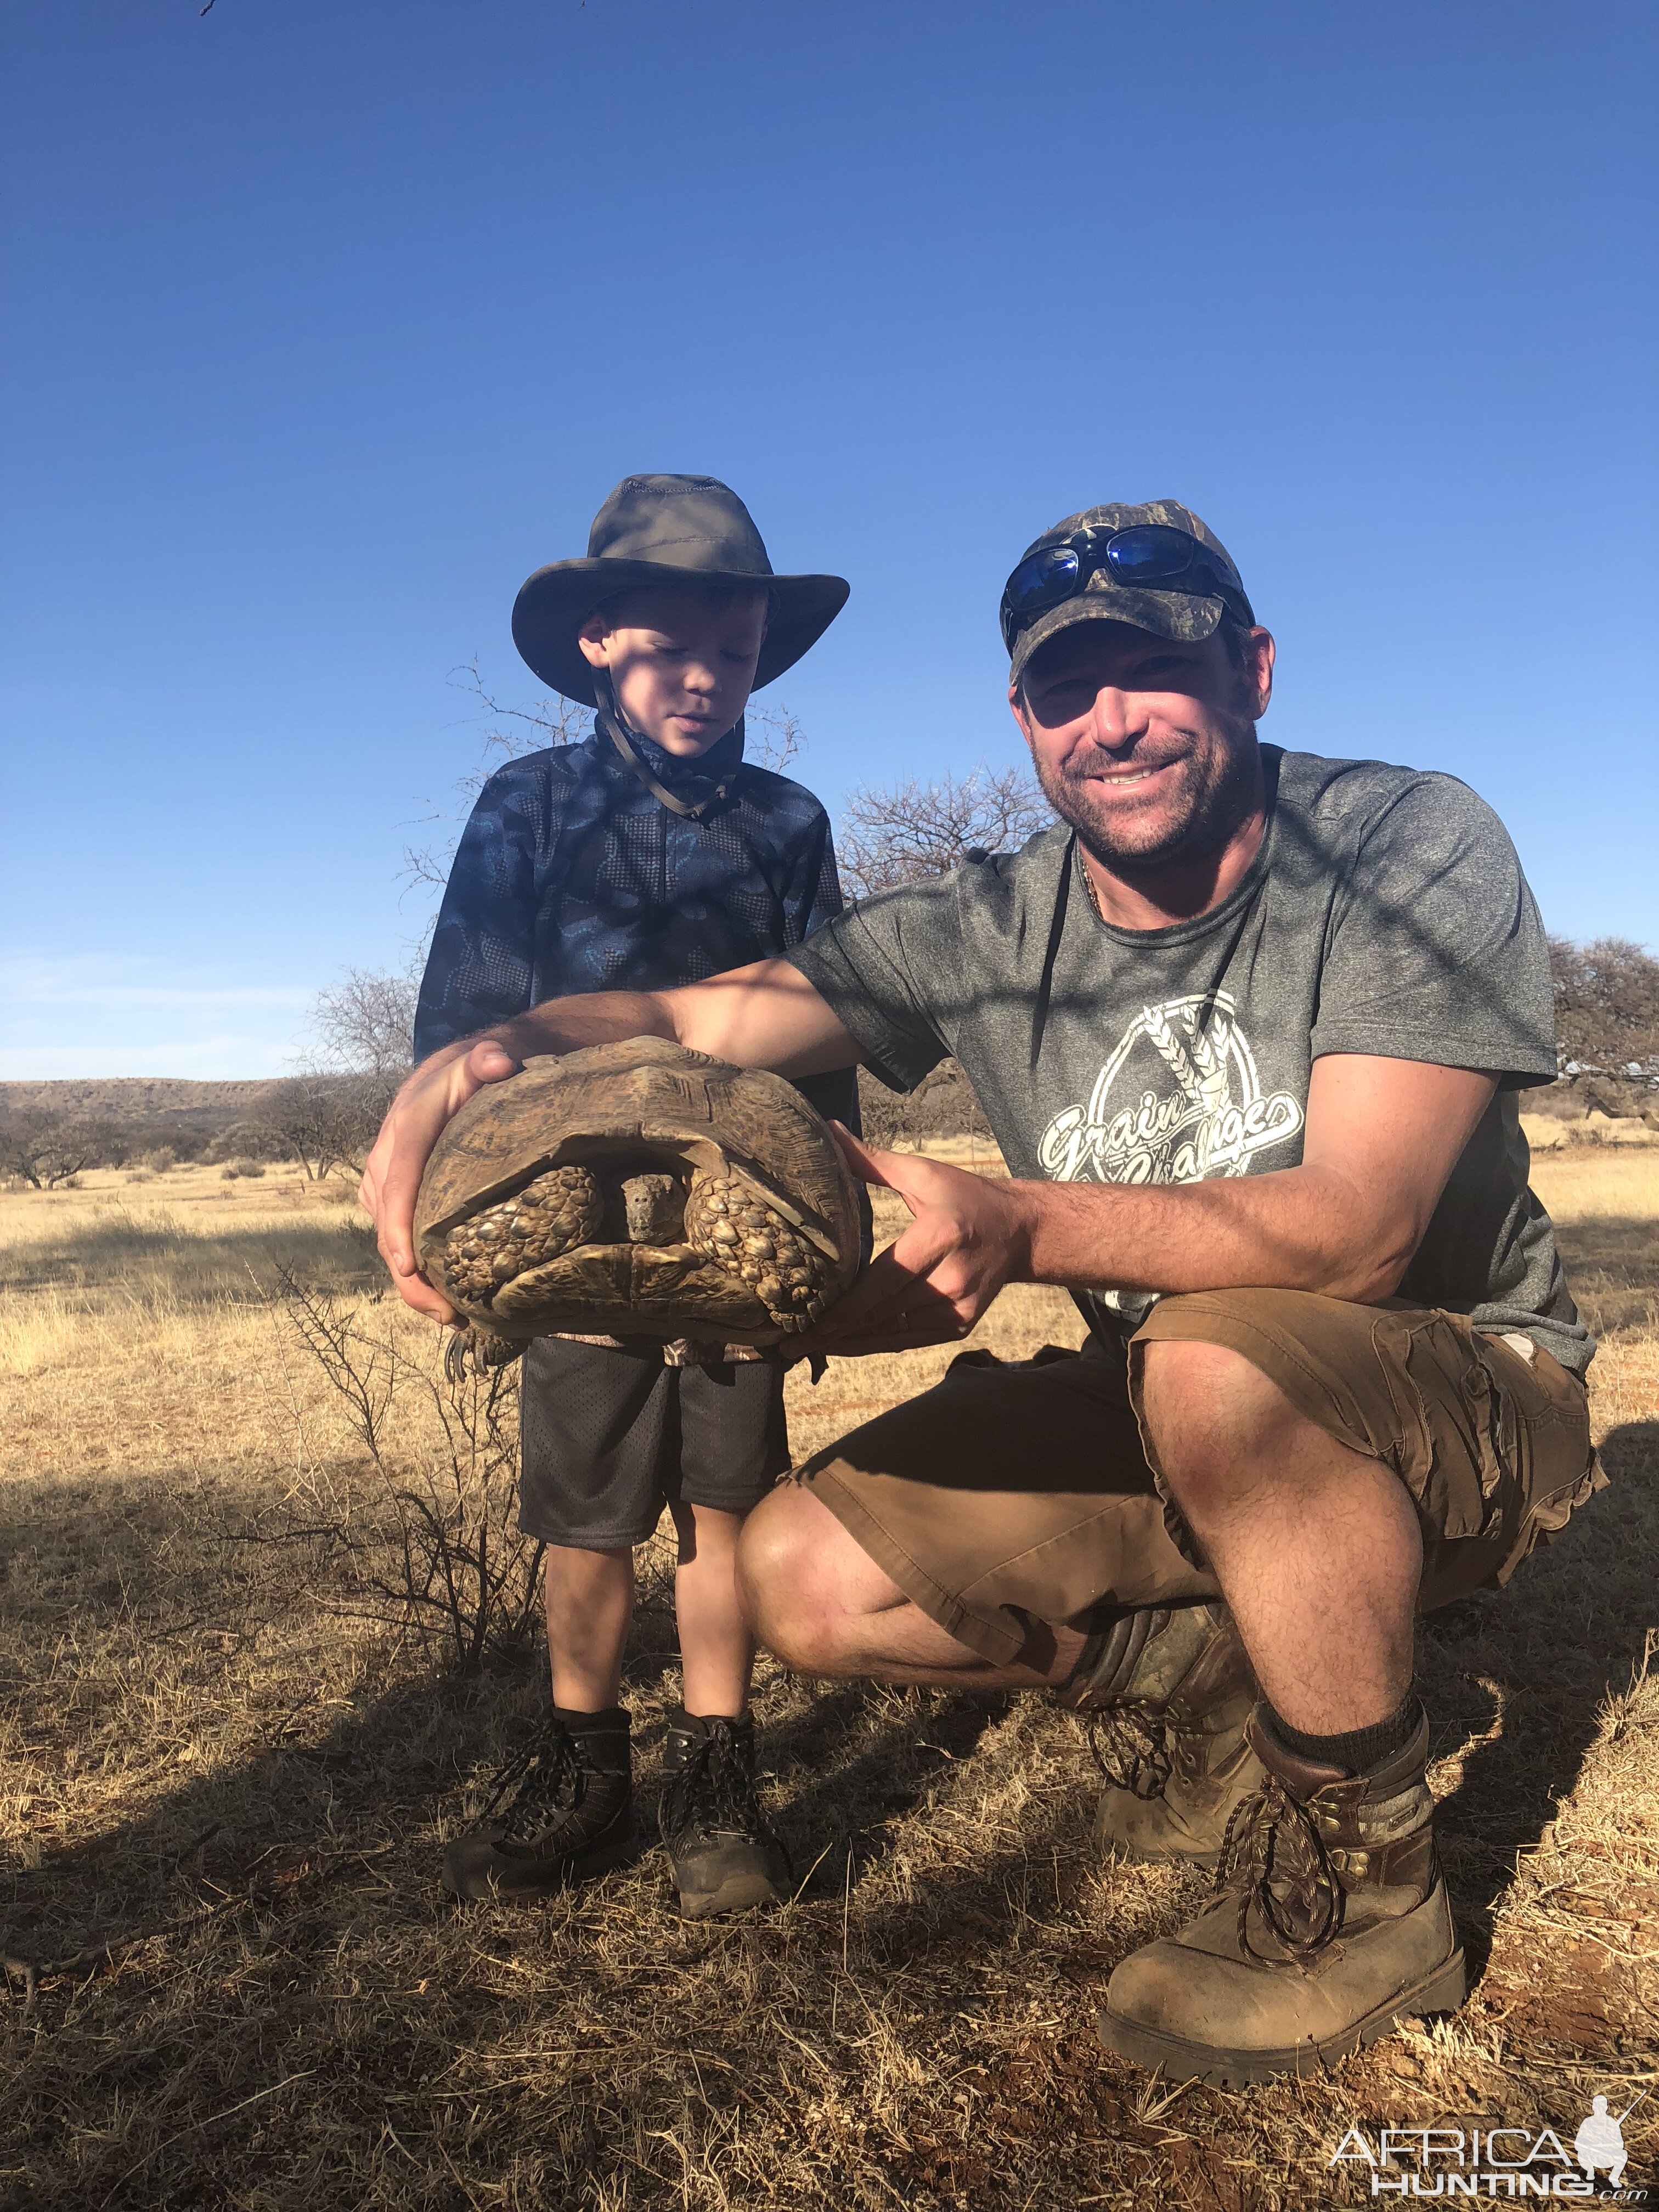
left=2, top=1144, right=1656, bottom=2209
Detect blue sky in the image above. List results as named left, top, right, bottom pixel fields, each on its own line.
left=3, top=0, right=1655, bottom=1078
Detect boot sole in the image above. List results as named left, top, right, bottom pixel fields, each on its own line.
left=441, top=1821, right=639, bottom=1903
left=1093, top=1948, right=1468, bottom=2086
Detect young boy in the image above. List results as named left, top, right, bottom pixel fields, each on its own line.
left=414, top=475, right=855, bottom=1917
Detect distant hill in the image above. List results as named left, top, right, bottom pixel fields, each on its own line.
left=0, top=1066, right=1586, bottom=1154
left=0, top=1069, right=985, bottom=1144
left=0, top=1076, right=283, bottom=1136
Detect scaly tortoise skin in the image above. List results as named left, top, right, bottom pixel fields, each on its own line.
left=413, top=1037, right=862, bottom=1369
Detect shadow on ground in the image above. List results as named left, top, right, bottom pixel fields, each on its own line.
left=4, top=1420, right=1656, bottom=2205
left=1552, top=1215, right=1659, bottom=1336
left=1423, top=1416, right=1659, bottom=1983
left=5, top=1211, right=380, bottom=1302
left=2, top=1648, right=987, bottom=1979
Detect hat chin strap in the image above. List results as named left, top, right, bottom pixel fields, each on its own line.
left=591, top=669, right=740, bottom=822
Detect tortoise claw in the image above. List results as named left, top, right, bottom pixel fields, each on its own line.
left=444, top=1325, right=522, bottom=1384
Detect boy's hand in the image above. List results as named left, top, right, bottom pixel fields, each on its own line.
left=359, top=1038, right=520, bottom=1323
left=802, top=1128, right=1033, bottom=1356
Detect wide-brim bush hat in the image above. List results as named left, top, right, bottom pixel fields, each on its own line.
left=512, top=474, right=850, bottom=707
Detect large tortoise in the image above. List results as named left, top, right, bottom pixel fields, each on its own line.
left=414, top=1037, right=863, bottom=1367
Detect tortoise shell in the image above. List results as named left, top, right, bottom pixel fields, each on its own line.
left=413, top=1036, right=862, bottom=1347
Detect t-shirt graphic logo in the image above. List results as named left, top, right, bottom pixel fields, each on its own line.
left=1038, top=990, right=1304, bottom=1187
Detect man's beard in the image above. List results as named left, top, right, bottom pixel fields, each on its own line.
left=1032, top=720, right=1260, bottom=874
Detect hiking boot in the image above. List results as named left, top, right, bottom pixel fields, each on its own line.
left=1094, top=1706, right=1465, bottom=2085
left=659, top=1711, right=790, bottom=1918
left=1071, top=1603, right=1264, bottom=1869
left=441, top=1707, right=635, bottom=1902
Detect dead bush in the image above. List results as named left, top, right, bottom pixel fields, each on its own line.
left=270, top=1268, right=543, bottom=1670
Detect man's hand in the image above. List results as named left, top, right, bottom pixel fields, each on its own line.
left=804, top=1130, right=1033, bottom=1356
left=358, top=1037, right=521, bottom=1322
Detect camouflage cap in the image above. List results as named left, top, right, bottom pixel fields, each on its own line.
left=1005, top=499, right=1252, bottom=689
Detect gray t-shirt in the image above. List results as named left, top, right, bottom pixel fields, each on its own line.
left=788, top=746, right=1590, bottom=1375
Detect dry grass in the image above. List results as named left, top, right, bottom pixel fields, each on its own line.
left=2, top=1155, right=1656, bottom=2209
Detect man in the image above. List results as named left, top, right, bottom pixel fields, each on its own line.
left=363, top=500, right=1602, bottom=2084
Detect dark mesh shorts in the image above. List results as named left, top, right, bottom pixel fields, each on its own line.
left=518, top=1336, right=791, bottom=1550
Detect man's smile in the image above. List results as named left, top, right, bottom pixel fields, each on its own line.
left=1070, top=753, right=1187, bottom=793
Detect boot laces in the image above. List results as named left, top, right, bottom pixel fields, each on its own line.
left=662, top=1723, right=781, bottom=1855
left=1216, top=1774, right=1344, bottom=1962
left=479, top=1718, right=592, bottom=1846
left=1084, top=1699, right=1171, bottom=1799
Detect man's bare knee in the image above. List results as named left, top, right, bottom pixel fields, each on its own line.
left=1138, top=1335, right=1302, bottom=1510
left=735, top=1484, right=854, bottom=1675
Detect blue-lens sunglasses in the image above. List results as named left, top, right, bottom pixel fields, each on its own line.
left=1000, top=523, right=1255, bottom=655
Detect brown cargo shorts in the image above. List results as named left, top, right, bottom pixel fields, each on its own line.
left=793, top=1290, right=1604, bottom=1666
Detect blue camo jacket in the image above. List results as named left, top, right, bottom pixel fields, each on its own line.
left=413, top=721, right=860, bottom=1131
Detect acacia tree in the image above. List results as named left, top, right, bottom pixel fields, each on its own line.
left=837, top=764, right=1051, bottom=898
left=0, top=1111, right=116, bottom=1188
left=1548, top=936, right=1659, bottom=1079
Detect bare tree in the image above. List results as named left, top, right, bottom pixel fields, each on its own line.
left=448, top=658, right=594, bottom=776
left=838, top=764, right=1052, bottom=897
left=280, top=956, right=423, bottom=1179
left=835, top=764, right=1050, bottom=1149
left=255, top=1074, right=390, bottom=1182
left=439, top=658, right=809, bottom=776
left=402, top=664, right=594, bottom=898
left=309, top=962, right=420, bottom=1084
left=405, top=663, right=810, bottom=899
left=745, top=700, right=806, bottom=774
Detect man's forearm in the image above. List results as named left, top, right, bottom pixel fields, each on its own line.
left=483, top=989, right=679, bottom=1064
left=1007, top=1057, right=1498, bottom=1308
left=470, top=961, right=862, bottom=1081
left=1014, top=1164, right=1419, bottom=1306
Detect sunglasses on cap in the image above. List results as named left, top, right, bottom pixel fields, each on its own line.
left=999, top=523, right=1255, bottom=655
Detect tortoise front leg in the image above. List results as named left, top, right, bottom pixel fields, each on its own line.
left=443, top=1325, right=525, bottom=1384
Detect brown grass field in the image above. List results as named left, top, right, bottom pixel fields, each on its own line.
left=2, top=1138, right=1656, bottom=2209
